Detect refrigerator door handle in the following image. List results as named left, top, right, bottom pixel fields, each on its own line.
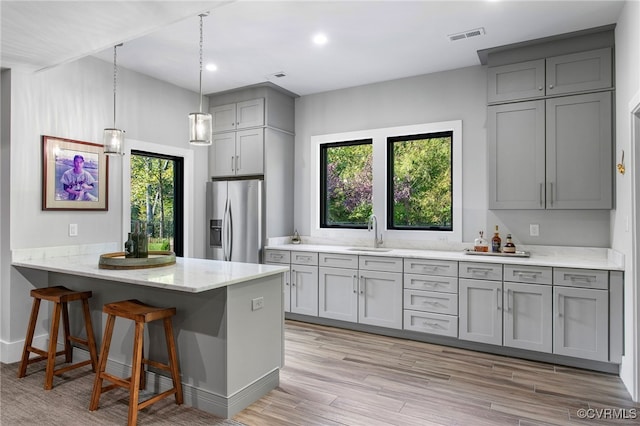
left=223, top=198, right=230, bottom=261
left=227, top=201, right=233, bottom=261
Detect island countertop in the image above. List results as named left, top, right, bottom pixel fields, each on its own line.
left=12, top=247, right=288, bottom=293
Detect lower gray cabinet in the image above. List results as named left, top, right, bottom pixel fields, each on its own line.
left=503, top=282, right=552, bottom=353
left=358, top=270, right=403, bottom=329
left=553, top=286, right=608, bottom=362
left=458, top=278, right=503, bottom=345
left=290, top=264, right=318, bottom=316
left=319, top=266, right=358, bottom=322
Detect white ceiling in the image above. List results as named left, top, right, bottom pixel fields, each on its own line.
left=1, top=1, right=626, bottom=97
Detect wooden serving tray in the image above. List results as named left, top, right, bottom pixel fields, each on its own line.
left=98, top=251, right=176, bottom=269
left=463, top=249, right=530, bottom=258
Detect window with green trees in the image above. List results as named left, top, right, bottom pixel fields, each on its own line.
left=387, top=131, right=453, bottom=231
left=320, top=140, right=373, bottom=228
left=130, top=151, right=183, bottom=256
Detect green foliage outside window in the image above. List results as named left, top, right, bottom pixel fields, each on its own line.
left=323, top=142, right=373, bottom=227
left=130, top=155, right=174, bottom=248
left=390, top=133, right=452, bottom=229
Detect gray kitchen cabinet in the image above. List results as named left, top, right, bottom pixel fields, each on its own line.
left=488, top=91, right=612, bottom=209
left=358, top=270, right=403, bottom=329
left=291, top=256, right=319, bottom=316
left=553, top=285, right=608, bottom=362
left=503, top=282, right=552, bottom=353
left=488, top=48, right=612, bottom=103
left=265, top=249, right=291, bottom=313
left=319, top=253, right=359, bottom=322
left=459, top=278, right=503, bottom=345
left=210, top=128, right=263, bottom=177
left=211, top=98, right=265, bottom=133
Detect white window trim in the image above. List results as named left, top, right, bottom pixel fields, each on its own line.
left=122, top=139, right=194, bottom=257
left=310, top=120, right=462, bottom=244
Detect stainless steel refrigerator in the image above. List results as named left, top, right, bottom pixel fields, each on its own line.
left=206, top=179, right=264, bottom=263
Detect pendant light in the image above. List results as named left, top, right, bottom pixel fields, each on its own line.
left=188, top=13, right=212, bottom=146
left=103, top=43, right=125, bottom=155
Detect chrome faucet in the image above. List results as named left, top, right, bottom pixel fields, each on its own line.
left=367, top=214, right=383, bottom=248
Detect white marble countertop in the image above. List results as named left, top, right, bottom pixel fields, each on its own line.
left=265, top=243, right=624, bottom=271
left=12, top=244, right=288, bottom=293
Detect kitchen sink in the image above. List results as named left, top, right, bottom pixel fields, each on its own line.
left=345, top=247, right=393, bottom=252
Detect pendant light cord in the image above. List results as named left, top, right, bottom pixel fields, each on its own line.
left=198, top=14, right=205, bottom=113
left=112, top=43, right=123, bottom=128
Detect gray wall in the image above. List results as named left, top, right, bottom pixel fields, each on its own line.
left=293, top=65, right=611, bottom=247
left=1, top=56, right=209, bottom=360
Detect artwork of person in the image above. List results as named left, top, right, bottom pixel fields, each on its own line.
left=60, top=154, right=97, bottom=201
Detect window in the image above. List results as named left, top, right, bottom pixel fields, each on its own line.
left=387, top=131, right=453, bottom=231
left=130, top=150, right=184, bottom=256
left=311, top=120, right=461, bottom=243
left=320, top=140, right=373, bottom=228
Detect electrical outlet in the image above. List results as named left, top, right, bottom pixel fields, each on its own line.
left=529, top=224, right=539, bottom=237
left=69, top=224, right=78, bottom=237
left=251, top=297, right=264, bottom=311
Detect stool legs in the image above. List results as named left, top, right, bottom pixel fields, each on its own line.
left=89, top=313, right=115, bottom=411
left=81, top=298, right=99, bottom=372
left=18, top=297, right=42, bottom=379
left=44, top=300, right=63, bottom=390
left=164, top=317, right=183, bottom=405
left=128, top=322, right=145, bottom=426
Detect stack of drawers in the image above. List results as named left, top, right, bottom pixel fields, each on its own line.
left=403, top=258, right=459, bottom=337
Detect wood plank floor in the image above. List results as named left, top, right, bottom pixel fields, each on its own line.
left=233, top=320, right=639, bottom=426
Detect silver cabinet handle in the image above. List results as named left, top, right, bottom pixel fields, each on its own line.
left=549, top=84, right=554, bottom=89
left=538, top=86, right=543, bottom=91
left=540, top=182, right=544, bottom=207
left=352, top=275, right=358, bottom=294
left=507, top=289, right=513, bottom=312
left=231, top=156, right=235, bottom=172
left=291, top=270, right=296, bottom=287
left=235, top=155, right=240, bottom=171
left=359, top=275, right=365, bottom=294
left=549, top=182, right=554, bottom=206
left=558, top=294, right=563, bottom=318
left=497, top=287, right=502, bottom=310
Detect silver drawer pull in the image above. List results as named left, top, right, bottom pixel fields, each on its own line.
left=297, top=255, right=313, bottom=261
left=468, top=267, right=492, bottom=274
left=516, top=272, right=538, bottom=280
left=565, top=274, right=596, bottom=282
left=271, top=254, right=283, bottom=259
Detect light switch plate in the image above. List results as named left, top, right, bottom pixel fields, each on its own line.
left=69, top=223, right=78, bottom=237
left=529, top=224, right=539, bottom=237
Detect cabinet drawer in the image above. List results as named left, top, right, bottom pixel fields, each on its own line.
left=459, top=262, right=502, bottom=281
left=504, top=265, right=552, bottom=285
left=291, top=251, right=318, bottom=266
left=404, top=258, right=457, bottom=277
left=403, top=290, right=458, bottom=315
left=404, top=274, right=457, bottom=293
left=404, top=310, right=458, bottom=338
left=553, top=268, right=608, bottom=290
left=359, top=256, right=403, bottom=273
left=319, top=252, right=358, bottom=269
left=264, top=249, right=290, bottom=264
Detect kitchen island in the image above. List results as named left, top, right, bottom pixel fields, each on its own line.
left=11, top=244, right=288, bottom=418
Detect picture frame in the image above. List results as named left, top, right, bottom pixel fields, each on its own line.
left=42, top=135, right=108, bottom=211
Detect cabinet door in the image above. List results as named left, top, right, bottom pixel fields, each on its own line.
left=319, top=267, right=358, bottom=322
left=546, top=48, right=612, bottom=96
left=210, top=133, right=237, bottom=177
left=358, top=271, right=402, bottom=329
left=487, top=59, right=545, bottom=103
left=488, top=100, right=546, bottom=209
left=459, top=279, right=502, bottom=345
left=267, top=261, right=291, bottom=312
left=503, top=282, right=552, bottom=353
left=546, top=92, right=612, bottom=209
left=211, top=103, right=237, bottom=132
left=235, top=129, right=264, bottom=176
left=290, top=264, right=318, bottom=316
left=553, top=286, right=608, bottom=362
left=236, top=99, right=265, bottom=129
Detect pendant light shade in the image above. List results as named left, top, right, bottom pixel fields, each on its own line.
left=104, top=44, right=125, bottom=155
left=189, top=13, right=212, bottom=146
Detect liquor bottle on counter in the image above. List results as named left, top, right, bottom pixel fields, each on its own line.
left=503, top=234, right=516, bottom=253
left=491, top=225, right=502, bottom=253
left=474, top=231, right=488, bottom=252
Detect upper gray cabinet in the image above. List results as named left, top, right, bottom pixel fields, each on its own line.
left=488, top=92, right=612, bottom=210
left=488, top=48, right=612, bottom=104
left=211, top=98, right=265, bottom=133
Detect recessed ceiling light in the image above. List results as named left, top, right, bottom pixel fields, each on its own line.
left=205, top=63, right=217, bottom=72
left=312, top=33, right=328, bottom=46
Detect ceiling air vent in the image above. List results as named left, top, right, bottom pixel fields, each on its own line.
left=268, top=71, right=287, bottom=79
left=448, top=27, right=485, bottom=42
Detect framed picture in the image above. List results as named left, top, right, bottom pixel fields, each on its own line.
left=42, top=135, right=108, bottom=210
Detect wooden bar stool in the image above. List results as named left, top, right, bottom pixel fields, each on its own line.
left=17, top=286, right=98, bottom=390
left=89, top=299, right=183, bottom=426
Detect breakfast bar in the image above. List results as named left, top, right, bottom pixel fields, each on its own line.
left=11, top=244, right=288, bottom=418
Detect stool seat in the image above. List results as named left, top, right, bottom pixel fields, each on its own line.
left=18, top=286, right=98, bottom=390
left=89, top=299, right=183, bottom=426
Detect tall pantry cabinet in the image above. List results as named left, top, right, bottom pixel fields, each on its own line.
left=207, top=84, right=296, bottom=240
left=486, top=32, right=614, bottom=210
